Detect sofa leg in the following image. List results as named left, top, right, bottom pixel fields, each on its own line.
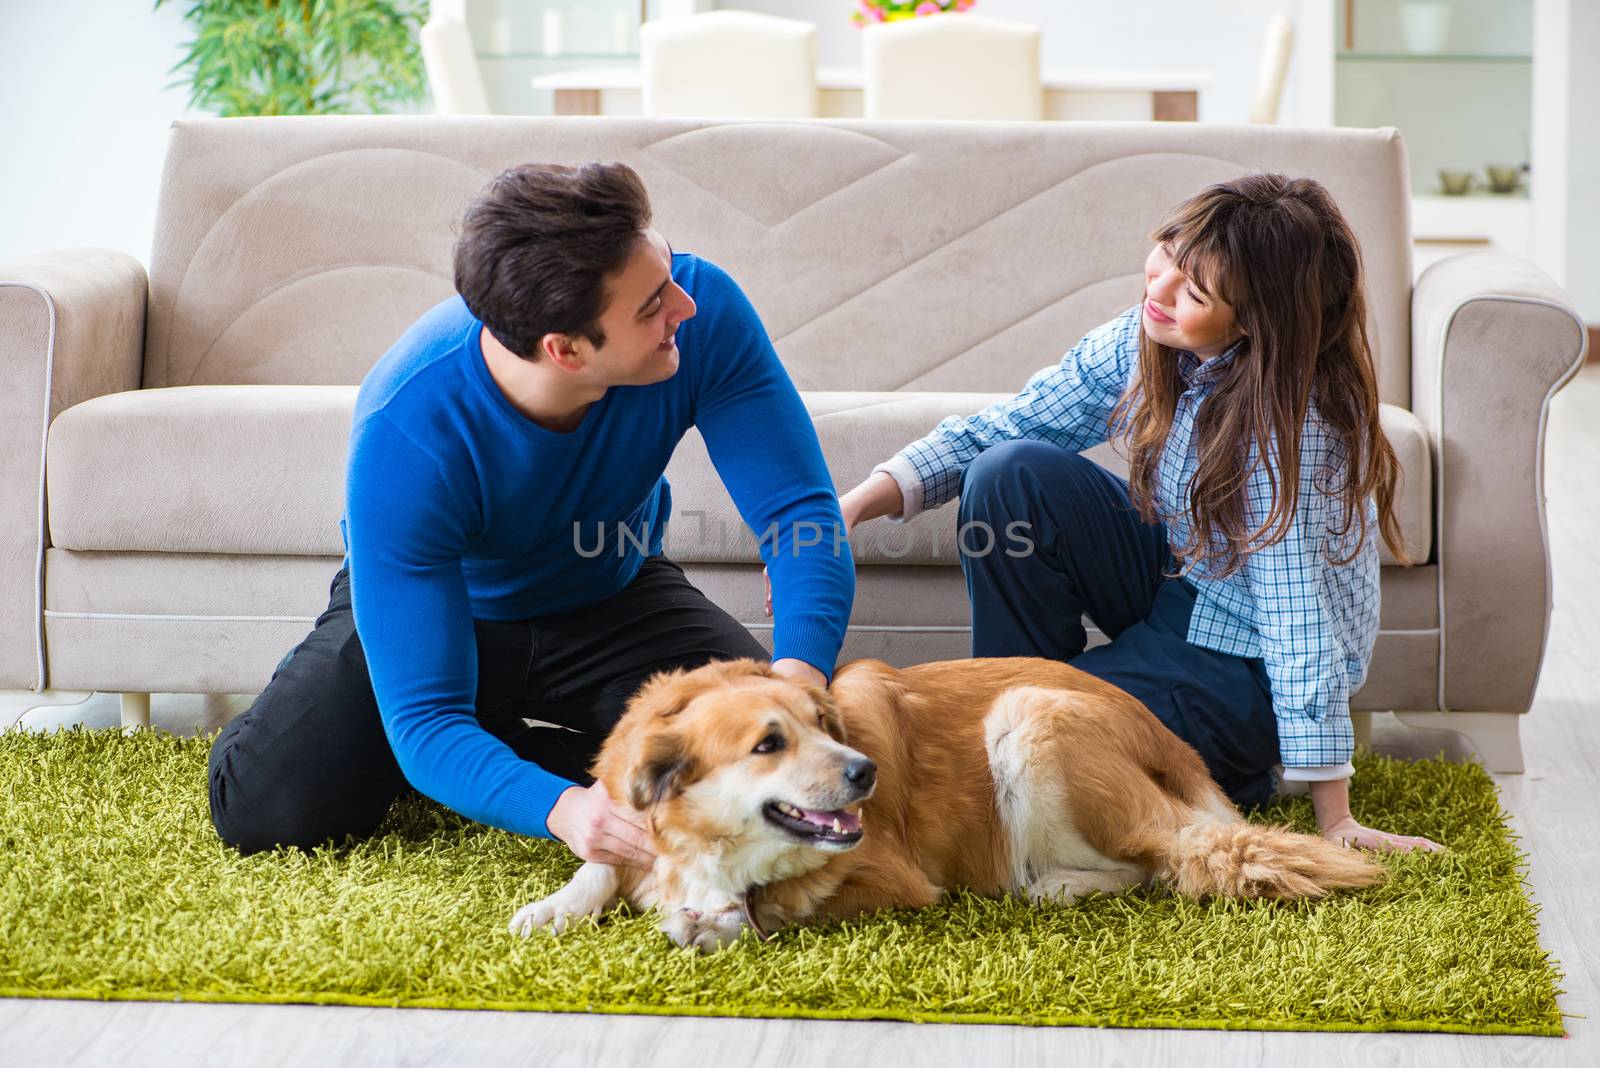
left=1351, top=710, right=1373, bottom=751
left=0, top=689, right=95, bottom=731
left=1392, top=710, right=1525, bottom=774
left=120, top=692, right=152, bottom=733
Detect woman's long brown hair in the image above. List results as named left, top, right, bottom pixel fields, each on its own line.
left=1110, top=173, right=1408, bottom=577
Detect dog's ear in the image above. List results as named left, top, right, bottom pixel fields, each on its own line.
left=628, top=729, right=700, bottom=810
left=627, top=668, right=696, bottom=720
left=806, top=686, right=848, bottom=744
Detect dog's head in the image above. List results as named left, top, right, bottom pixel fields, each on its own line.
left=595, top=659, right=875, bottom=856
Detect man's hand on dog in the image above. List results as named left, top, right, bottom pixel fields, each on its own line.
left=759, top=570, right=830, bottom=689
left=771, top=657, right=827, bottom=688
left=546, top=780, right=657, bottom=868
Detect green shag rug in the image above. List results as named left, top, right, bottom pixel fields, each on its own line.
left=0, top=727, right=1567, bottom=1036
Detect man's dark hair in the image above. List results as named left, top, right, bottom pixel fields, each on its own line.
left=453, top=161, right=653, bottom=359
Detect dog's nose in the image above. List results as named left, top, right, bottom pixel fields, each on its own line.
left=843, top=757, right=876, bottom=791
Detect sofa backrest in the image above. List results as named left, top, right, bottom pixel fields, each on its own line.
left=144, top=117, right=1414, bottom=406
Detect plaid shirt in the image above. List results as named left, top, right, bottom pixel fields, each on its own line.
left=877, top=305, right=1375, bottom=779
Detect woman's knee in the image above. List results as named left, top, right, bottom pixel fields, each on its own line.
left=959, top=440, right=1100, bottom=519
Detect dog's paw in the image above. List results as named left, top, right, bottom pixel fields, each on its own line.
left=660, top=904, right=748, bottom=953
left=508, top=891, right=603, bottom=937
left=508, top=862, right=623, bottom=938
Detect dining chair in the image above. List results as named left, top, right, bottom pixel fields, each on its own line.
left=862, top=14, right=1043, bottom=122
left=1248, top=14, right=1295, bottom=123
left=640, top=10, right=818, bottom=119
left=420, top=12, right=491, bottom=116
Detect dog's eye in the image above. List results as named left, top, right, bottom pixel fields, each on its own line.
left=752, top=733, right=785, bottom=755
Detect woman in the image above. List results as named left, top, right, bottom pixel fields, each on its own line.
left=838, top=173, right=1441, bottom=854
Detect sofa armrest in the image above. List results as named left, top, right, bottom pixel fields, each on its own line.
left=0, top=249, right=147, bottom=689
left=1410, top=251, right=1588, bottom=713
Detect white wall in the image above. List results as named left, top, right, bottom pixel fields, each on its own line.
left=0, top=0, right=195, bottom=268
left=1563, top=1, right=1599, bottom=322
left=719, top=0, right=1301, bottom=124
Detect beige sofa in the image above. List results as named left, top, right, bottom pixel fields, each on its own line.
left=1, top=117, right=1587, bottom=771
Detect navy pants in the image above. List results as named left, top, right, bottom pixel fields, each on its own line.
left=958, top=440, right=1280, bottom=810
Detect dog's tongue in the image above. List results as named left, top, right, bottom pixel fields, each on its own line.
left=799, top=807, right=862, bottom=834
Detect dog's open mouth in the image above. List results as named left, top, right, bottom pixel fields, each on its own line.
left=763, top=800, right=864, bottom=846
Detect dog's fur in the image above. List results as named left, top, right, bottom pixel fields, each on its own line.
left=509, top=657, right=1386, bottom=952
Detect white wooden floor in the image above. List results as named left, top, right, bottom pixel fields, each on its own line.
left=5, top=365, right=1599, bottom=1067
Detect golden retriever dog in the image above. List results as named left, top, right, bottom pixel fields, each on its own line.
left=509, top=657, right=1385, bottom=952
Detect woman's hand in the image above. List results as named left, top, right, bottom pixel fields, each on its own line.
left=766, top=472, right=903, bottom=617
left=1320, top=815, right=1444, bottom=853
left=1309, top=777, right=1444, bottom=853
left=838, top=470, right=903, bottom=533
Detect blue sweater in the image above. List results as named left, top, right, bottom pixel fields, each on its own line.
left=341, top=253, right=855, bottom=840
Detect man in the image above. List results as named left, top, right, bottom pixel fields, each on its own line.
left=207, top=162, right=854, bottom=869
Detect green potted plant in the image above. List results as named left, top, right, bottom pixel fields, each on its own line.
left=154, top=0, right=428, bottom=116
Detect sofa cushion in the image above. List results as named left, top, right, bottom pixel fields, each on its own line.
left=47, top=386, right=354, bottom=556
left=45, top=386, right=1431, bottom=567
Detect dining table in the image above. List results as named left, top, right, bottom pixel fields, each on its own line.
left=531, top=65, right=1211, bottom=121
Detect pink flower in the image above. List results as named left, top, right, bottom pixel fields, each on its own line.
left=851, top=1, right=887, bottom=25
left=955, top=0, right=976, bottom=9
left=915, top=1, right=942, bottom=14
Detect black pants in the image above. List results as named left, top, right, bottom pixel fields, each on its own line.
left=207, top=555, right=767, bottom=855
left=958, top=440, right=1281, bottom=810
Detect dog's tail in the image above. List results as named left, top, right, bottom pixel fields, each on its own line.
left=1160, top=813, right=1388, bottom=900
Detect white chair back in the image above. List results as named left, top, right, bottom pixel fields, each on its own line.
left=1249, top=14, right=1294, bottom=124
left=641, top=10, right=818, bottom=119
left=862, top=14, right=1042, bottom=122
left=420, top=14, right=491, bottom=116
